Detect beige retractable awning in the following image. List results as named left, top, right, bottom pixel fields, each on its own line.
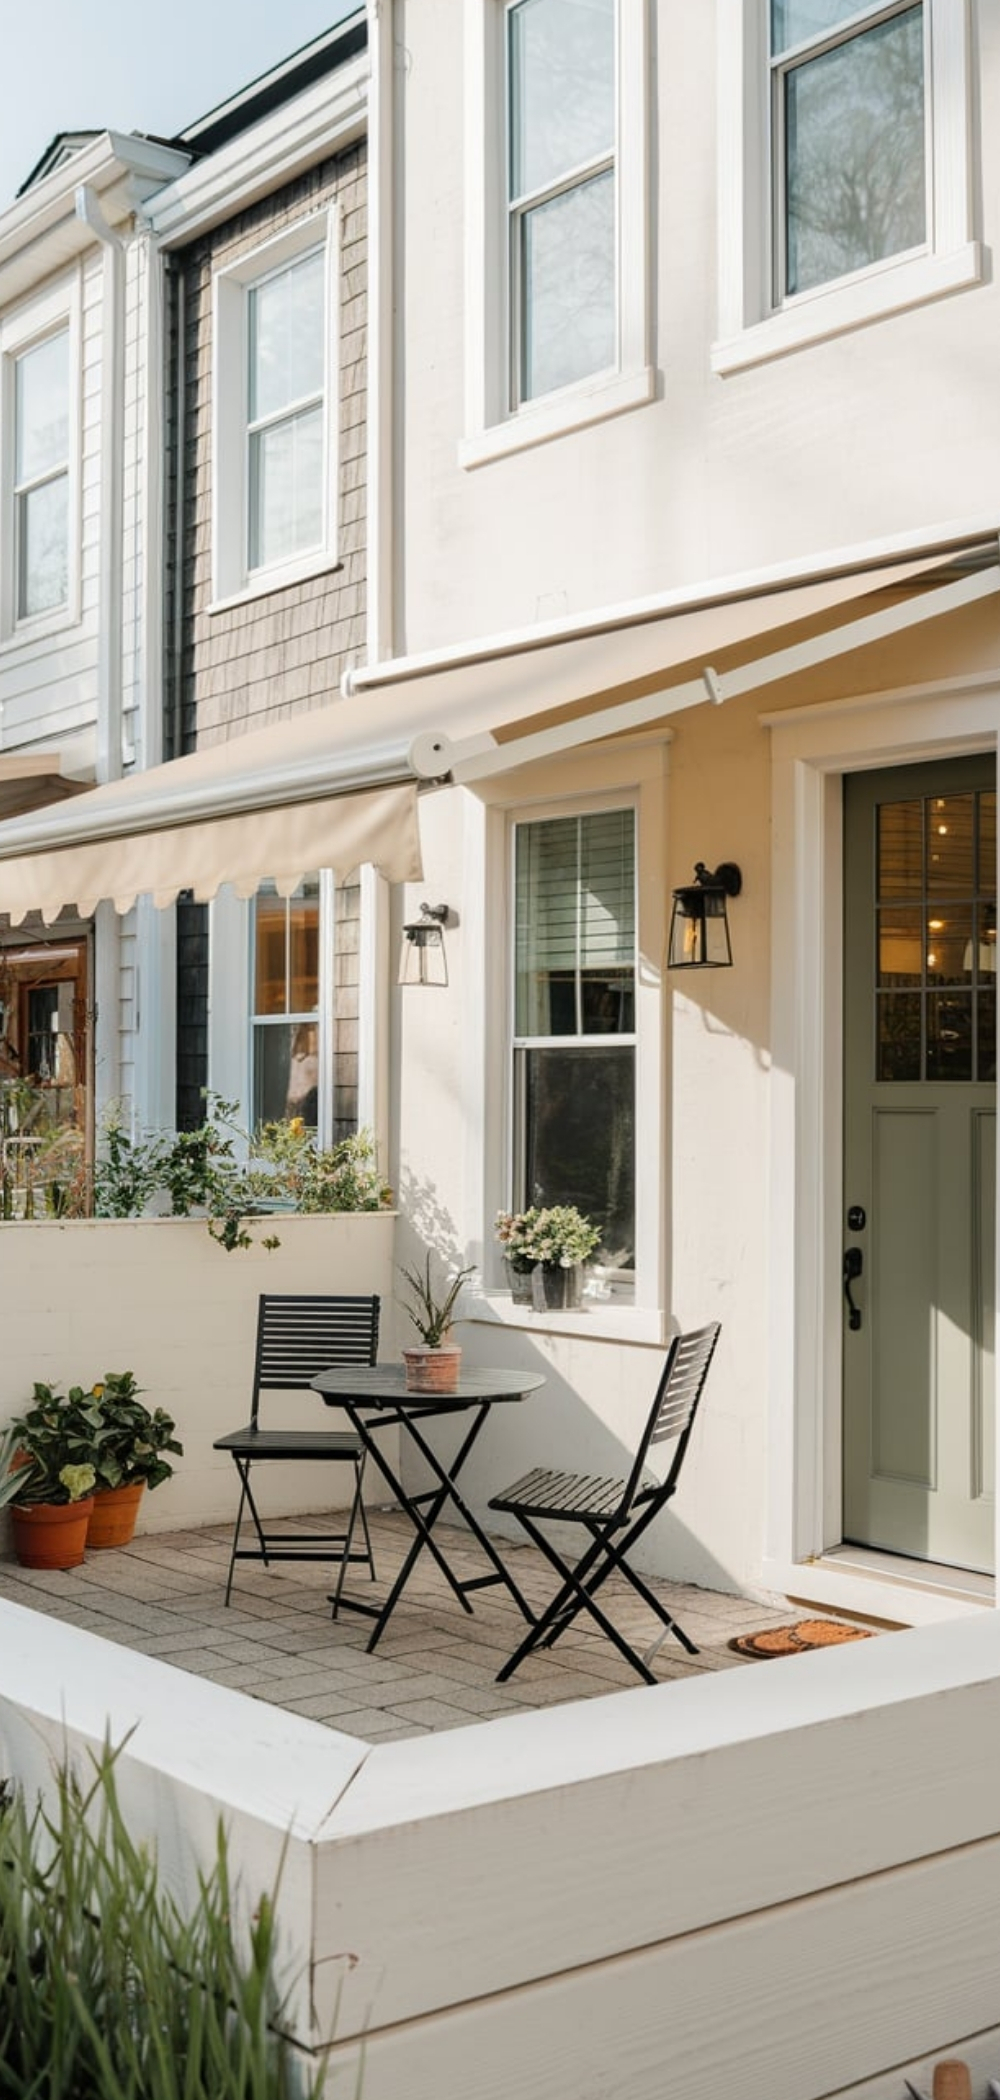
left=0, top=543, right=994, bottom=924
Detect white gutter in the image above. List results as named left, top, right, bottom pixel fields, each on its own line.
left=342, top=517, right=1000, bottom=696
left=365, top=0, right=395, bottom=665
left=75, top=186, right=125, bottom=785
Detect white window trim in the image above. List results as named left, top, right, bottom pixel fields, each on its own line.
left=0, top=272, right=81, bottom=647
left=461, top=0, right=653, bottom=469
left=473, top=743, right=668, bottom=1336
left=713, top=0, right=980, bottom=376
left=208, top=870, right=383, bottom=1153
left=210, top=209, right=340, bottom=609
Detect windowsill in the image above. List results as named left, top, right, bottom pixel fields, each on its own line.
left=208, top=552, right=342, bottom=616
left=711, top=242, right=984, bottom=376
left=459, top=365, right=655, bottom=470
left=0, top=601, right=80, bottom=654
left=473, top=1290, right=665, bottom=1345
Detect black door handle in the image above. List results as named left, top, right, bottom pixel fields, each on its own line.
left=843, top=1246, right=863, bottom=1331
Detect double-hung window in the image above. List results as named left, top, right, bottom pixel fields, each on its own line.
left=213, top=215, right=337, bottom=603
left=506, top=0, right=616, bottom=406
left=462, top=0, right=650, bottom=463
left=772, top=2, right=926, bottom=302
left=0, top=278, right=78, bottom=639
left=714, top=0, right=977, bottom=371
left=215, top=871, right=361, bottom=1149
left=512, top=807, right=636, bottom=1280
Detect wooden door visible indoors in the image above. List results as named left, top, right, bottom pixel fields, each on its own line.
left=843, top=760, right=996, bottom=1574
left=0, top=938, right=89, bottom=1215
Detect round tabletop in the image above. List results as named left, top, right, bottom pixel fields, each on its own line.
left=312, top=1364, right=546, bottom=1407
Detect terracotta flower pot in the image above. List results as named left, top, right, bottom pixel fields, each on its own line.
left=11, top=1497, right=95, bottom=1570
left=87, top=1481, right=145, bottom=1550
left=402, top=1344, right=462, bottom=1394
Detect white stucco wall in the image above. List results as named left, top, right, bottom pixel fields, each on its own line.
left=392, top=0, right=1000, bottom=652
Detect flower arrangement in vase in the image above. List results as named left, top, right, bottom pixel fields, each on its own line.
left=495, top=1204, right=602, bottom=1310
left=398, top=1253, right=475, bottom=1393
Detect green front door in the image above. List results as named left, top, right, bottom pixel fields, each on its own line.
left=843, top=759, right=996, bottom=1573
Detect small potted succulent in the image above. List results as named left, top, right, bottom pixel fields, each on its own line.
left=0, top=1392, right=102, bottom=1570
left=398, top=1253, right=475, bottom=1394
left=84, top=1372, right=183, bottom=1548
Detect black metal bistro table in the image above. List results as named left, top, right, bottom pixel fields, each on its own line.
left=311, top=1363, right=545, bottom=1650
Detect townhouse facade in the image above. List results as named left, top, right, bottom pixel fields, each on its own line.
left=0, top=0, right=997, bottom=1632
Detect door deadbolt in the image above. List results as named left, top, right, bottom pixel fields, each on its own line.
left=847, top=1205, right=866, bottom=1232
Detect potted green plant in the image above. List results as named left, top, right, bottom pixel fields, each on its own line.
left=0, top=1392, right=102, bottom=1570
left=84, top=1372, right=183, bottom=1548
left=398, top=1254, right=475, bottom=1394
left=495, top=1204, right=602, bottom=1310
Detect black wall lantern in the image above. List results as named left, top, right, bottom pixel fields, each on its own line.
left=399, top=902, right=450, bottom=986
left=668, top=862, right=742, bottom=970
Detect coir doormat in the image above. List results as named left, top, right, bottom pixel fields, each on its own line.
left=728, top=1617, right=874, bottom=1659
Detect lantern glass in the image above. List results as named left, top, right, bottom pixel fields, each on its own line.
left=398, top=921, right=448, bottom=986
left=668, top=885, right=734, bottom=969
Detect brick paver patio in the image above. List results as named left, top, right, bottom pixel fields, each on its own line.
left=0, top=1508, right=854, bottom=1739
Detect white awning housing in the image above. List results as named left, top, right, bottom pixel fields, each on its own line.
left=0, top=542, right=994, bottom=924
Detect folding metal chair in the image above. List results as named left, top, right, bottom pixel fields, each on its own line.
left=214, top=1293, right=380, bottom=1608
left=489, top=1322, right=720, bottom=1685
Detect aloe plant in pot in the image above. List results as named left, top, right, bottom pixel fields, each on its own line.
left=398, top=1254, right=475, bottom=1394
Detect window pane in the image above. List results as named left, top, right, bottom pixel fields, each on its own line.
left=252, top=1021, right=319, bottom=1130
left=877, top=798, right=922, bottom=898
left=248, top=250, right=325, bottom=422
left=18, top=475, right=68, bottom=617
left=519, top=167, right=615, bottom=401
left=925, top=793, right=974, bottom=895
left=979, top=792, right=996, bottom=898
left=515, top=809, right=635, bottom=1036
left=288, top=882, right=320, bottom=1011
left=15, top=331, right=69, bottom=483
left=254, top=883, right=320, bottom=1017
left=926, top=992, right=973, bottom=1081
left=772, top=0, right=879, bottom=55
left=877, top=993, right=921, bottom=1081
left=508, top=0, right=614, bottom=200
left=784, top=6, right=925, bottom=296
left=520, top=1044, right=634, bottom=1268
left=248, top=406, right=323, bottom=570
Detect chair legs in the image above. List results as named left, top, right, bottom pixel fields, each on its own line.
left=496, top=1508, right=699, bottom=1685
left=221, top=1455, right=376, bottom=1607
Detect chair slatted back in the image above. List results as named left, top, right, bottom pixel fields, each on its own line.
left=623, top=1321, right=720, bottom=1509
left=250, top=1294, right=380, bottom=1425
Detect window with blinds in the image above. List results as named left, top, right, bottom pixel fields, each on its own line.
left=512, top=808, right=636, bottom=1277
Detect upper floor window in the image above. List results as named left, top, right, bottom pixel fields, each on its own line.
left=0, top=276, right=79, bottom=641
left=213, top=214, right=338, bottom=605
left=512, top=806, right=636, bottom=1279
left=771, top=2, right=926, bottom=302
left=713, top=0, right=978, bottom=373
left=461, top=0, right=651, bottom=465
left=14, top=330, right=70, bottom=619
left=506, top=0, right=616, bottom=406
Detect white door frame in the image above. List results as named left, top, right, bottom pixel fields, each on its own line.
left=762, top=676, right=1000, bottom=1622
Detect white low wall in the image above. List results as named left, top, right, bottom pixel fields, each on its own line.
left=0, top=1213, right=398, bottom=1532
left=2, top=1602, right=999, bottom=2098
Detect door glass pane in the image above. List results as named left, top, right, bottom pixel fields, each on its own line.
left=877, top=994, right=921, bottom=1081
left=248, top=406, right=323, bottom=570
left=15, top=332, right=69, bottom=482
left=978, top=989, right=997, bottom=1085
left=979, top=792, right=996, bottom=896
left=925, top=905, right=973, bottom=986
left=18, top=476, right=69, bottom=617
left=877, top=799, right=922, bottom=898
left=878, top=908, right=922, bottom=986
left=520, top=1043, right=634, bottom=1268
left=519, top=169, right=615, bottom=400
left=927, top=992, right=973, bottom=1081
left=508, top=0, right=614, bottom=200
left=248, top=251, right=325, bottom=421
left=925, top=793, right=974, bottom=894
left=772, top=0, right=874, bottom=54
left=784, top=7, right=925, bottom=296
